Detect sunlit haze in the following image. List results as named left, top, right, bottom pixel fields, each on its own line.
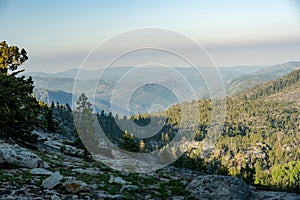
left=1, top=0, right=300, bottom=72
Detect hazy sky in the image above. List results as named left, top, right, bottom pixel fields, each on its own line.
left=1, top=0, right=300, bottom=72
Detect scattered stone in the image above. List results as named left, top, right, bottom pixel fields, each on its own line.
left=109, top=176, right=129, bottom=185
left=120, top=185, right=138, bottom=193
left=172, top=196, right=184, bottom=200
left=63, top=181, right=90, bottom=194
left=148, top=184, right=160, bottom=190
left=90, top=184, right=99, bottom=190
left=12, top=189, right=26, bottom=196
left=64, top=176, right=76, bottom=183
left=186, top=175, right=251, bottom=200
left=144, top=195, right=152, bottom=199
left=0, top=145, right=44, bottom=168
left=30, top=168, right=53, bottom=175
left=2, top=195, right=15, bottom=200
left=44, top=162, right=50, bottom=168
left=2, top=135, right=300, bottom=200
left=71, top=168, right=102, bottom=175
left=42, top=172, right=63, bottom=189
left=98, top=193, right=122, bottom=199
left=159, top=177, right=171, bottom=182
left=44, top=189, right=59, bottom=195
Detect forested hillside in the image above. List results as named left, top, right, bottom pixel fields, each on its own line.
left=162, top=69, right=300, bottom=191
left=240, top=68, right=300, bottom=100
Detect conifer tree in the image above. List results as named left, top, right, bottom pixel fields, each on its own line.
left=74, top=93, right=98, bottom=155
left=0, top=41, right=40, bottom=141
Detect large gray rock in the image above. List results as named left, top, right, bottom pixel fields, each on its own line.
left=0, top=144, right=44, bottom=168
left=186, top=175, right=251, bottom=200
left=42, top=172, right=63, bottom=189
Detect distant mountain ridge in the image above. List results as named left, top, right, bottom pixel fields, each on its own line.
left=29, top=61, right=300, bottom=112
left=27, top=65, right=265, bottom=81
left=27, top=61, right=300, bottom=83
left=26, top=67, right=133, bottom=81
left=26, top=68, right=79, bottom=79
left=225, top=62, right=300, bottom=96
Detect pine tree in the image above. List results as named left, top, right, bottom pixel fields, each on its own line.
left=120, top=130, right=139, bottom=152
left=74, top=93, right=98, bottom=156
left=0, top=41, right=40, bottom=142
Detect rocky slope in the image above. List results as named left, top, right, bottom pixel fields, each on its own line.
left=1, top=131, right=300, bottom=200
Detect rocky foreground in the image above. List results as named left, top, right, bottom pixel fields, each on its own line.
left=0, top=131, right=300, bottom=200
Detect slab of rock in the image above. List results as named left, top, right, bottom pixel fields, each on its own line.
left=30, top=168, right=53, bottom=175
left=98, top=193, right=122, bottom=199
left=64, top=181, right=90, bottom=194
left=71, top=168, right=101, bottom=175
left=0, top=145, right=44, bottom=168
left=172, top=196, right=184, bottom=200
left=186, top=175, right=251, bottom=200
left=42, top=172, right=63, bottom=189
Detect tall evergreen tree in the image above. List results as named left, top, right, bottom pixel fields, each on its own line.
left=0, top=41, right=40, bottom=141
left=73, top=93, right=98, bottom=155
